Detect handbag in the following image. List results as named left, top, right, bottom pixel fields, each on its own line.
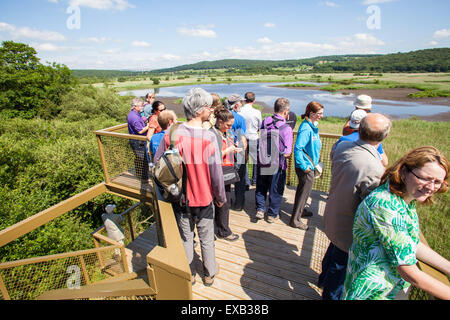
left=222, top=165, right=240, bottom=185
left=303, top=150, right=324, bottom=179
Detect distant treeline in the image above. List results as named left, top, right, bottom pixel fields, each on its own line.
left=149, top=55, right=378, bottom=74
left=71, top=48, right=450, bottom=78
left=313, top=48, right=450, bottom=73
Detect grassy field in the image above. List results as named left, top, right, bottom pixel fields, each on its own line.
left=96, top=72, right=450, bottom=98
left=317, top=117, right=450, bottom=260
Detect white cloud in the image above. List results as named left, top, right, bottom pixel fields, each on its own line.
left=325, top=1, right=339, bottom=8
left=79, top=37, right=109, bottom=43
left=35, top=43, right=61, bottom=51
left=0, top=22, right=66, bottom=41
left=257, top=37, right=273, bottom=44
left=132, top=41, right=151, bottom=47
left=177, top=26, right=217, bottom=38
left=161, top=54, right=181, bottom=61
left=362, top=0, right=397, bottom=4
left=429, top=40, right=438, bottom=46
left=433, top=28, right=450, bottom=38
left=338, top=33, right=385, bottom=47
left=69, top=0, right=135, bottom=10
left=264, top=22, right=276, bottom=28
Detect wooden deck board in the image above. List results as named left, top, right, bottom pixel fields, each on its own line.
left=123, top=186, right=329, bottom=300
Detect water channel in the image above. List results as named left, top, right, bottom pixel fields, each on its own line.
left=119, top=82, right=449, bottom=119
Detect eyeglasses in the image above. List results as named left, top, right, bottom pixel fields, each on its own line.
left=406, top=166, right=444, bottom=190
left=157, top=107, right=166, bottom=112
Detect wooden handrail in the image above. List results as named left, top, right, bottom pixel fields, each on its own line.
left=145, top=200, right=192, bottom=299
left=37, top=278, right=155, bottom=300
left=95, top=129, right=147, bottom=141
left=417, top=231, right=450, bottom=289
left=0, top=244, right=121, bottom=270
left=0, top=183, right=107, bottom=248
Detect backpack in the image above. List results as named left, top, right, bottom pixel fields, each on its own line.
left=153, top=123, right=187, bottom=204
left=257, top=116, right=288, bottom=175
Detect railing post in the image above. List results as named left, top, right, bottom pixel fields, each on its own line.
left=93, top=238, right=105, bottom=271
left=96, top=135, right=110, bottom=183
left=79, top=256, right=91, bottom=286
left=127, top=212, right=135, bottom=242
left=0, top=273, right=11, bottom=300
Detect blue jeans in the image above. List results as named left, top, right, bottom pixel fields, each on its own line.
left=255, top=166, right=286, bottom=217
left=318, top=242, right=348, bottom=300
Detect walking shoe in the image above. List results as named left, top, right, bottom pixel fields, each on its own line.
left=266, top=216, right=277, bottom=224
left=255, top=210, right=264, bottom=220
left=301, top=208, right=313, bottom=217
left=204, top=266, right=220, bottom=287
left=191, top=275, right=196, bottom=285
left=290, top=222, right=309, bottom=230
left=221, top=233, right=239, bottom=242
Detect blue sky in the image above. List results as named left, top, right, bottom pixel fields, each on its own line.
left=0, top=0, right=449, bottom=70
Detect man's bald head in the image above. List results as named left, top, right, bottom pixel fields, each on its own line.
left=359, top=113, right=391, bottom=144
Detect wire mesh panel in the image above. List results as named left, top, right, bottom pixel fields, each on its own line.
left=246, top=132, right=340, bottom=193
left=286, top=133, right=340, bottom=193
left=99, top=134, right=150, bottom=182
left=0, top=246, right=124, bottom=300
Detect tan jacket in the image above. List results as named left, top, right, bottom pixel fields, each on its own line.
left=323, top=139, right=385, bottom=252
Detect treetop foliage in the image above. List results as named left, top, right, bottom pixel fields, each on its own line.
left=0, top=41, right=76, bottom=119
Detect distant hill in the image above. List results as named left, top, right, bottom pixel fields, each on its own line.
left=150, top=55, right=378, bottom=73
left=313, top=48, right=450, bottom=73
left=71, top=48, right=450, bottom=78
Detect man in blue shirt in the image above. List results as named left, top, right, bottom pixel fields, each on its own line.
left=149, top=110, right=177, bottom=159
left=226, top=94, right=248, bottom=211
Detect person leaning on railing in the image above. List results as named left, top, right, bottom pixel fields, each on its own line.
left=127, top=97, right=150, bottom=180
left=290, top=101, right=324, bottom=231
left=343, top=146, right=450, bottom=300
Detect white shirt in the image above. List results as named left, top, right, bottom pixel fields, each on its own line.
left=239, top=103, right=262, bottom=140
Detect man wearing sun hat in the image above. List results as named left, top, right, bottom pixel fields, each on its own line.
left=342, top=94, right=372, bottom=136
left=334, top=107, right=388, bottom=166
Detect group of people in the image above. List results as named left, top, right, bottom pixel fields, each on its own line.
left=127, top=88, right=450, bottom=299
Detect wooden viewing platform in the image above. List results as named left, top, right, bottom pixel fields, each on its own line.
left=123, top=185, right=329, bottom=300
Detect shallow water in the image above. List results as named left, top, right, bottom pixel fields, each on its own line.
left=118, top=82, right=449, bottom=118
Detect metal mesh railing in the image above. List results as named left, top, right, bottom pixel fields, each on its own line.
left=247, top=132, right=340, bottom=193
left=286, top=132, right=340, bottom=192
left=0, top=246, right=124, bottom=300
left=99, top=134, right=150, bottom=182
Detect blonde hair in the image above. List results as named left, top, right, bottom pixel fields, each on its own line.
left=211, top=93, right=223, bottom=108
left=157, top=110, right=177, bottom=130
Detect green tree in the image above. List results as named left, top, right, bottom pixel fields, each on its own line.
left=0, top=41, right=76, bottom=119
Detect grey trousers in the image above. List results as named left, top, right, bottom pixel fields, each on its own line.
left=174, top=203, right=217, bottom=278
left=290, top=168, right=314, bottom=227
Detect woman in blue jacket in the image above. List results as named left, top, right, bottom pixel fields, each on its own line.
left=290, top=101, right=324, bottom=230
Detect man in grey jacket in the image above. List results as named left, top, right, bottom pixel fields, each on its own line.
left=319, top=113, right=391, bottom=300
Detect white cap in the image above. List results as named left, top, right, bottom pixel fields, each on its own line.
left=349, top=109, right=367, bottom=129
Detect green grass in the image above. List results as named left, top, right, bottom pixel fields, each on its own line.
left=94, top=72, right=450, bottom=99
left=317, top=117, right=450, bottom=260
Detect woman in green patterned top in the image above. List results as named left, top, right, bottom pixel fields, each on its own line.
left=344, top=146, right=450, bottom=300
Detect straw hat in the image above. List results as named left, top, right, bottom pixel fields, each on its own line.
left=354, top=94, right=372, bottom=110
